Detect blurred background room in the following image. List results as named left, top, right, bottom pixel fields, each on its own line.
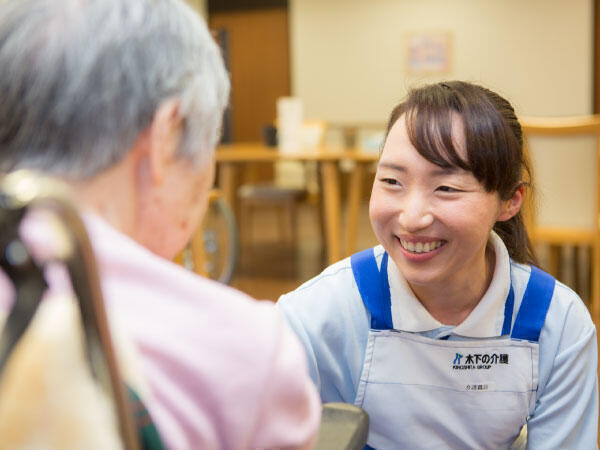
left=181, top=0, right=599, bottom=320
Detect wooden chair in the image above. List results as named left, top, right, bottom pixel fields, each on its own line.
left=238, top=120, right=327, bottom=246
left=520, top=115, right=600, bottom=321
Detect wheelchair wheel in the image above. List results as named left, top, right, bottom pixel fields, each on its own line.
left=182, top=190, right=238, bottom=284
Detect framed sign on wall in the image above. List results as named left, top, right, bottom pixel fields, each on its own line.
left=407, top=32, right=452, bottom=75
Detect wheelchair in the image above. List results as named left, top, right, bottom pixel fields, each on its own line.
left=177, top=189, right=239, bottom=285
left=0, top=171, right=368, bottom=450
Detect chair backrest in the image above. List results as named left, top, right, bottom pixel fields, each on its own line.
left=519, top=115, right=600, bottom=320
left=0, top=171, right=141, bottom=449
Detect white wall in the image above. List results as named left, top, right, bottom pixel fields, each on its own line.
left=290, top=0, right=596, bottom=229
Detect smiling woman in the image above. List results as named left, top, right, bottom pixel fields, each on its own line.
left=277, top=81, right=598, bottom=449
left=370, top=113, right=522, bottom=324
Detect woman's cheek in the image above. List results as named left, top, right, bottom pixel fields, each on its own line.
left=369, top=195, right=385, bottom=228
left=369, top=200, right=393, bottom=241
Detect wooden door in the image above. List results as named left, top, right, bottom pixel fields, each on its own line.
left=596, top=0, right=600, bottom=113
left=210, top=8, right=290, bottom=149
left=210, top=8, right=290, bottom=183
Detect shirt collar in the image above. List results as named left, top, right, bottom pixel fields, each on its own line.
left=81, top=213, right=164, bottom=264
left=388, top=231, right=511, bottom=338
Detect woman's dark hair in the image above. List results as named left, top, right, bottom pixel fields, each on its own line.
left=384, top=80, right=537, bottom=265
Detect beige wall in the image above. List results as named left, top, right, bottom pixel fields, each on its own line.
left=290, top=0, right=593, bottom=120
left=290, top=0, right=596, bottom=229
left=184, top=0, right=207, bottom=19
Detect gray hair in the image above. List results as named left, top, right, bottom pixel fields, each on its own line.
left=0, top=0, right=230, bottom=177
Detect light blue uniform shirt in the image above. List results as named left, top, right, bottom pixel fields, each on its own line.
left=278, top=234, right=598, bottom=448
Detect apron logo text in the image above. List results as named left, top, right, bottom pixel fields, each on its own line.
left=452, top=352, right=509, bottom=370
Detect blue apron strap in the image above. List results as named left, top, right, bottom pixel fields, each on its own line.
left=501, top=284, right=515, bottom=336
left=364, top=445, right=376, bottom=450
left=510, top=266, right=556, bottom=342
left=351, top=248, right=393, bottom=330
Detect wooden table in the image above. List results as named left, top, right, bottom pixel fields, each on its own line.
left=215, top=143, right=379, bottom=265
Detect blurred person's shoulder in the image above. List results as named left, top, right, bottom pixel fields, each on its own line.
left=84, top=213, right=290, bottom=347
left=85, top=214, right=320, bottom=448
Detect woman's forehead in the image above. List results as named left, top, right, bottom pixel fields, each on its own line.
left=386, top=112, right=468, bottom=161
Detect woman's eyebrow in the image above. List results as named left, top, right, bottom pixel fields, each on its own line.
left=378, top=162, right=406, bottom=172
left=378, top=162, right=461, bottom=176
left=431, top=167, right=461, bottom=176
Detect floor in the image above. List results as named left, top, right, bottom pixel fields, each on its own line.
left=230, top=201, right=377, bottom=301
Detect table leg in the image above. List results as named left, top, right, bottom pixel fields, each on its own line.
left=190, top=224, right=208, bottom=277
left=218, top=162, right=237, bottom=210
left=320, top=161, right=341, bottom=265
left=345, top=162, right=365, bottom=257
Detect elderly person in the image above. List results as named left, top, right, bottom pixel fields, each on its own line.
left=0, top=0, right=320, bottom=448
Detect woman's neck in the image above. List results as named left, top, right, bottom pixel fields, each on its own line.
left=66, top=156, right=138, bottom=238
left=409, top=245, right=496, bottom=326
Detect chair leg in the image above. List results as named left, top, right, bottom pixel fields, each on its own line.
left=277, top=205, right=286, bottom=242
left=241, top=202, right=254, bottom=246
left=239, top=202, right=247, bottom=245
left=573, top=245, right=581, bottom=299
left=289, top=200, right=298, bottom=247
left=316, top=164, right=326, bottom=252
left=548, top=244, right=561, bottom=279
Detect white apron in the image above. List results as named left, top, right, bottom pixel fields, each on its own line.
left=350, top=248, right=555, bottom=450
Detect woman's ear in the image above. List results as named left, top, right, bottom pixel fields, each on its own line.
left=497, top=184, right=525, bottom=222
left=140, top=98, right=183, bottom=186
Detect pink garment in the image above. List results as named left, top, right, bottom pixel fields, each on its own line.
left=0, top=214, right=320, bottom=449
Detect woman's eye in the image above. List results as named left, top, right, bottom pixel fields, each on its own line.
left=436, top=186, right=460, bottom=193
left=380, top=178, right=400, bottom=186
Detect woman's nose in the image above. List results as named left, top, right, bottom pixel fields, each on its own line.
left=398, top=192, right=434, bottom=231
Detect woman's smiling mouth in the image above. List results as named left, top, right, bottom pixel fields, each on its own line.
left=395, top=237, right=448, bottom=261
left=399, top=239, right=445, bottom=254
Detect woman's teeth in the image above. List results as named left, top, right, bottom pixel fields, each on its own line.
left=400, top=240, right=443, bottom=254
